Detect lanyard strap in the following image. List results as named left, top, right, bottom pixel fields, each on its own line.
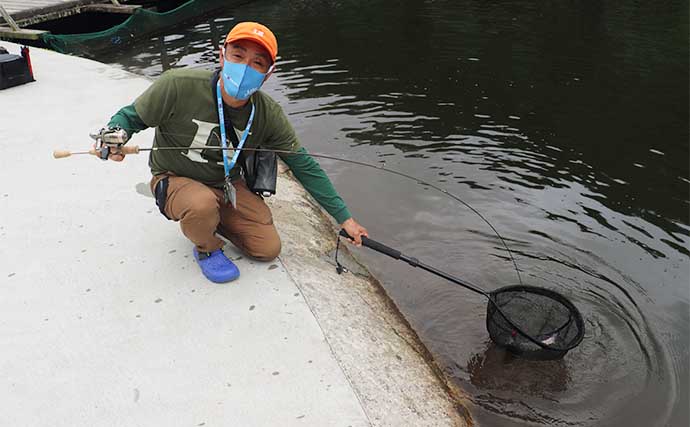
left=216, top=80, right=255, bottom=177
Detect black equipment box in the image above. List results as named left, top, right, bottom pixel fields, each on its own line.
left=0, top=46, right=35, bottom=90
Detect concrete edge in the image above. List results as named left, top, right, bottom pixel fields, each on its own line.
left=334, top=241, right=474, bottom=420
left=269, top=164, right=474, bottom=426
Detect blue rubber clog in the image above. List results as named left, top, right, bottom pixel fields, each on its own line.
left=193, top=248, right=240, bottom=283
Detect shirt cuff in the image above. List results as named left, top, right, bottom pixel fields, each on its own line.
left=332, top=207, right=352, bottom=225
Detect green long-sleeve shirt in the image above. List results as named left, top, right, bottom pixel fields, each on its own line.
left=108, top=69, right=351, bottom=224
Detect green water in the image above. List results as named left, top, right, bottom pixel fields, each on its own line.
left=96, top=1, right=689, bottom=425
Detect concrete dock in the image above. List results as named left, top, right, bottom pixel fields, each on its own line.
left=0, top=41, right=469, bottom=426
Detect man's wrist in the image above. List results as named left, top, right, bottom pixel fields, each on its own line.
left=334, top=208, right=352, bottom=225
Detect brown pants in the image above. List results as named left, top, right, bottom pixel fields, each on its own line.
left=150, top=174, right=281, bottom=261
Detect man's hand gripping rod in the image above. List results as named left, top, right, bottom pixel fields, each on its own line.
left=54, top=128, right=135, bottom=160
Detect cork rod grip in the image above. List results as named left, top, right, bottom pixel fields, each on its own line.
left=52, top=150, right=75, bottom=159
left=113, top=145, right=140, bottom=155
left=52, top=145, right=141, bottom=159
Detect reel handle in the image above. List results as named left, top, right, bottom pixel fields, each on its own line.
left=339, top=229, right=401, bottom=260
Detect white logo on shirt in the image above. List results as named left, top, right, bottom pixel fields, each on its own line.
left=184, top=119, right=246, bottom=165
left=183, top=119, right=227, bottom=164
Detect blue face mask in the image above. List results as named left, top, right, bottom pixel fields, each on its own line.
left=221, top=59, right=267, bottom=100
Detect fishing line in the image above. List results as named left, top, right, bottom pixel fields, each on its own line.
left=55, top=140, right=524, bottom=284
left=55, top=139, right=593, bottom=359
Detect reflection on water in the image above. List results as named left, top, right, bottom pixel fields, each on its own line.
left=468, top=344, right=571, bottom=396
left=94, top=0, right=689, bottom=425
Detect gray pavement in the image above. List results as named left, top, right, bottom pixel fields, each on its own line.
left=0, top=42, right=468, bottom=426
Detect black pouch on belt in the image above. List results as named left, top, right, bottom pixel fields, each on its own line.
left=241, top=148, right=277, bottom=197
left=154, top=176, right=171, bottom=219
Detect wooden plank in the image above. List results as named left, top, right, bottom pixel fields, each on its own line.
left=3, top=0, right=104, bottom=26
left=1, top=0, right=102, bottom=23
left=0, top=4, right=20, bottom=30
left=1, top=1, right=82, bottom=15
left=0, top=0, right=139, bottom=28
left=0, top=26, right=49, bottom=40
left=81, top=4, right=140, bottom=14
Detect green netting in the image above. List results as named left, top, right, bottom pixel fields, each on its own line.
left=41, top=0, right=241, bottom=54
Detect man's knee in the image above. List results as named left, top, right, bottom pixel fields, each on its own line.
left=180, top=192, right=219, bottom=223
left=244, top=235, right=281, bottom=261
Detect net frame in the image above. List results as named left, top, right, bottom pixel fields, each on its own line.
left=486, top=285, right=585, bottom=360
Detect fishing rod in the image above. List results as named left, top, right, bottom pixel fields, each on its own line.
left=53, top=144, right=524, bottom=284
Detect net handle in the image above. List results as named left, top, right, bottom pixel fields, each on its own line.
left=339, top=229, right=489, bottom=297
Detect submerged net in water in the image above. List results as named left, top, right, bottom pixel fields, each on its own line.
left=486, top=285, right=585, bottom=360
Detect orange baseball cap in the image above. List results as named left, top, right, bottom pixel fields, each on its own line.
left=224, top=22, right=278, bottom=63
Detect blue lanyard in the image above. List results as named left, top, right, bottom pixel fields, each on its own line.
left=216, top=80, right=255, bottom=178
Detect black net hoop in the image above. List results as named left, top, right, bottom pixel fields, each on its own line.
left=486, top=285, right=585, bottom=360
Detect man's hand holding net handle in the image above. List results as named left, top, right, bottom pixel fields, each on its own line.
left=339, top=229, right=403, bottom=260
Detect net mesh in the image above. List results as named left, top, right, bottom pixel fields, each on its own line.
left=40, top=0, right=234, bottom=55
left=486, top=285, right=584, bottom=360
